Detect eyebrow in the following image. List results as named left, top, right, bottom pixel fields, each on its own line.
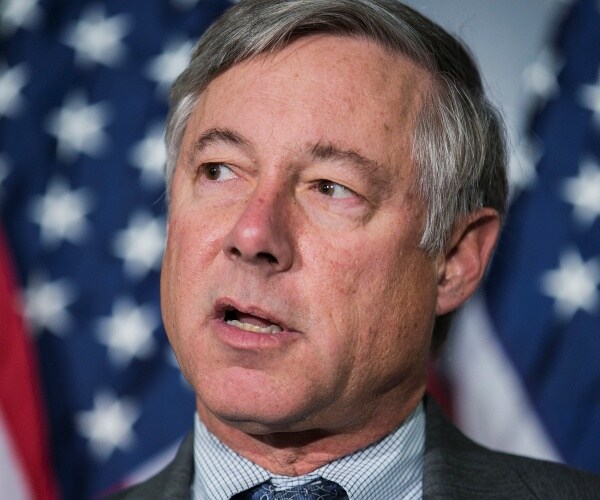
left=310, top=141, right=395, bottom=200
left=187, top=127, right=250, bottom=165
left=310, top=142, right=385, bottom=176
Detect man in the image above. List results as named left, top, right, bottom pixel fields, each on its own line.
left=110, top=0, right=600, bottom=498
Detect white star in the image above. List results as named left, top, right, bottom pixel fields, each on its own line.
left=29, top=177, right=94, bottom=248
left=0, top=0, right=43, bottom=36
left=579, top=69, right=600, bottom=129
left=509, top=138, right=541, bottom=193
left=522, top=49, right=562, bottom=100
left=112, top=211, right=165, bottom=279
left=0, top=63, right=28, bottom=118
left=97, top=298, right=158, bottom=367
left=145, top=38, right=194, bottom=95
left=129, top=123, right=167, bottom=188
left=63, top=5, right=132, bottom=68
left=75, top=391, right=140, bottom=461
left=45, top=92, right=112, bottom=162
left=561, top=157, right=600, bottom=227
left=23, top=274, right=77, bottom=336
left=540, top=249, right=600, bottom=320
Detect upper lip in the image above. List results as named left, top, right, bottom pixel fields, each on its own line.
left=213, top=297, right=295, bottom=332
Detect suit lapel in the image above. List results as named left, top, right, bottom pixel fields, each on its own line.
left=120, top=432, right=194, bottom=500
left=158, top=432, right=195, bottom=498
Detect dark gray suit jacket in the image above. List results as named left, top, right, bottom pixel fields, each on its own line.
left=106, top=398, right=600, bottom=499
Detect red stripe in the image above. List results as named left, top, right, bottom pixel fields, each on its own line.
left=0, top=228, right=60, bottom=500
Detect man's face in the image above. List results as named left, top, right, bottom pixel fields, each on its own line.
left=161, top=35, right=438, bottom=436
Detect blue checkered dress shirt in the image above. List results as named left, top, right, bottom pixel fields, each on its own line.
left=191, top=403, right=424, bottom=499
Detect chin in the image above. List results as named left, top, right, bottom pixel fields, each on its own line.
left=209, top=395, right=315, bottom=430
left=195, top=382, right=327, bottom=436
left=221, top=413, right=312, bottom=435
left=189, top=360, right=341, bottom=435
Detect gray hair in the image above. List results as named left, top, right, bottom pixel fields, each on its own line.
left=165, top=0, right=508, bottom=255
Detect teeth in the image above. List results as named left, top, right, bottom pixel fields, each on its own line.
left=226, top=319, right=283, bottom=334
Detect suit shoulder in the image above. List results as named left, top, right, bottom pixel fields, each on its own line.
left=424, top=397, right=600, bottom=499
left=102, top=433, right=194, bottom=500
left=497, top=451, right=600, bottom=499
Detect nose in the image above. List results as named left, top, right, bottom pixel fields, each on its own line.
left=223, top=185, right=294, bottom=272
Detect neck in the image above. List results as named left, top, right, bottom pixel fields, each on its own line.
left=196, top=389, right=425, bottom=476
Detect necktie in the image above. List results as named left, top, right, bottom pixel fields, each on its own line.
left=233, top=478, right=348, bottom=500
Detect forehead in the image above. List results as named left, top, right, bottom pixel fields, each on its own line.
left=184, top=35, right=432, bottom=174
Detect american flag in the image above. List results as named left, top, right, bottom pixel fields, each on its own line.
left=0, top=0, right=233, bottom=498
left=444, top=0, right=600, bottom=476
left=1, top=0, right=600, bottom=499
left=483, top=0, right=600, bottom=472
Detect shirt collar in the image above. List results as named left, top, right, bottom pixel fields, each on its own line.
left=192, top=402, right=424, bottom=500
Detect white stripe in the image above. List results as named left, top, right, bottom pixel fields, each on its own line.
left=446, top=293, right=562, bottom=462
left=0, top=410, right=32, bottom=500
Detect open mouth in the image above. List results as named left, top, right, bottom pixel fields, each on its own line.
left=223, top=307, right=284, bottom=334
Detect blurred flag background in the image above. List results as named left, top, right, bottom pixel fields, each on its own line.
left=0, top=0, right=233, bottom=497
left=445, top=0, right=600, bottom=474
left=0, top=0, right=598, bottom=498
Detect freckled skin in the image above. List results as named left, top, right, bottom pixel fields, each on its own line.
left=161, top=35, right=440, bottom=474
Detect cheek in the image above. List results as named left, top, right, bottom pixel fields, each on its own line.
left=161, top=212, right=223, bottom=332
left=161, top=212, right=230, bottom=389
left=360, top=254, right=437, bottom=374
left=314, top=236, right=436, bottom=391
left=299, top=240, right=391, bottom=372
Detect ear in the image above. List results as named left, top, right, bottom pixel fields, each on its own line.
left=436, top=208, right=501, bottom=315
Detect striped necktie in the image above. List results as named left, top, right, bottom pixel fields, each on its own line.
left=232, top=478, right=348, bottom=499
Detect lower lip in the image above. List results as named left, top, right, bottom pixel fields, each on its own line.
left=212, top=319, right=302, bottom=350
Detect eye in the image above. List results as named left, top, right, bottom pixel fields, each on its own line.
left=201, top=163, right=236, bottom=181
left=316, top=180, right=355, bottom=199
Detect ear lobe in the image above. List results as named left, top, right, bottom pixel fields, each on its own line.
left=436, top=208, right=501, bottom=316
